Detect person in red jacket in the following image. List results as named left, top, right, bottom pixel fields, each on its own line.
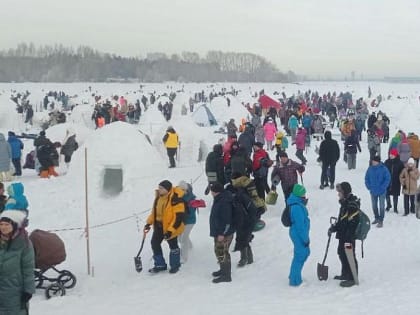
left=252, top=142, right=271, bottom=200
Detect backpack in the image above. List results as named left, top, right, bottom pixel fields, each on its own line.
left=281, top=203, right=297, bottom=227
left=354, top=210, right=370, bottom=241
left=353, top=209, right=371, bottom=258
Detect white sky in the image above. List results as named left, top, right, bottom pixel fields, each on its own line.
left=2, top=0, right=420, bottom=78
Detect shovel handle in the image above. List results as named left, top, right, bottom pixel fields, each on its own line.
left=321, top=233, right=332, bottom=265
left=135, top=231, right=147, bottom=258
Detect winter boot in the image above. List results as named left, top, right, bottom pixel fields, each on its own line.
left=149, top=254, right=167, bottom=273
left=212, top=261, right=231, bottom=283
left=340, top=280, right=355, bottom=287
left=246, top=246, right=253, bottom=264
left=237, top=248, right=248, bottom=267
left=40, top=169, right=49, bottom=178
left=212, top=269, right=222, bottom=277
left=169, top=248, right=181, bottom=274
left=48, top=166, right=59, bottom=177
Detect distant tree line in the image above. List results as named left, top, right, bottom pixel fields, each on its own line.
left=0, top=43, right=297, bottom=83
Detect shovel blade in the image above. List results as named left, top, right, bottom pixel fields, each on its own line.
left=317, top=263, right=328, bottom=281
left=134, top=256, right=143, bottom=273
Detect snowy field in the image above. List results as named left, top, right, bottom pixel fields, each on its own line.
left=1, top=81, right=420, bottom=315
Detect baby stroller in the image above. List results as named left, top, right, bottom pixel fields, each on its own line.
left=29, top=229, right=77, bottom=299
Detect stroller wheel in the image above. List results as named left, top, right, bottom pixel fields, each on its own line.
left=58, top=270, right=77, bottom=289
left=45, top=283, right=66, bottom=299
left=34, top=270, right=44, bottom=288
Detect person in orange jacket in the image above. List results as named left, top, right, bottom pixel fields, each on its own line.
left=144, top=180, right=185, bottom=274
left=162, top=127, right=179, bottom=168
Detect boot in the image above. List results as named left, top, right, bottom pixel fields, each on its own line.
left=212, top=269, right=222, bottom=277
left=40, top=170, right=49, bottom=178
left=237, top=248, right=248, bottom=267
left=247, top=246, right=253, bottom=264
left=169, top=248, right=181, bottom=274
left=212, top=261, right=231, bottom=283
left=149, top=254, right=167, bottom=273
left=48, top=166, right=59, bottom=177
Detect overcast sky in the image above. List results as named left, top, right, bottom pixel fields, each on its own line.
left=2, top=0, right=420, bottom=78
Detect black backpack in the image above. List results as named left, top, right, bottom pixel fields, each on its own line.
left=281, top=203, right=297, bottom=227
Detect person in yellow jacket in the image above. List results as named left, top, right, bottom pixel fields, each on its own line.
left=144, top=180, right=186, bottom=274
left=162, top=126, right=179, bottom=168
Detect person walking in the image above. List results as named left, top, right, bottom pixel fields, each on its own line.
left=318, top=130, right=340, bottom=189
left=384, top=149, right=404, bottom=213
left=60, top=129, right=78, bottom=169
left=344, top=130, right=361, bottom=170
left=399, top=158, right=420, bottom=215
left=365, top=156, right=391, bottom=227
left=209, top=182, right=235, bottom=283
left=162, top=126, right=179, bottom=168
left=287, top=184, right=310, bottom=286
left=294, top=127, right=307, bottom=165
left=7, top=132, right=24, bottom=176
left=144, top=180, right=185, bottom=274
left=178, top=181, right=197, bottom=263
left=0, top=133, right=12, bottom=181
left=251, top=142, right=271, bottom=200
left=271, top=151, right=305, bottom=201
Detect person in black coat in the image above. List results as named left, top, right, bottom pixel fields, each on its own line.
left=329, top=182, right=360, bottom=287
left=205, top=144, right=225, bottom=194
left=367, top=112, right=377, bottom=130
left=209, top=183, right=235, bottom=283
left=225, top=182, right=257, bottom=268
left=238, top=127, right=254, bottom=157
left=225, top=145, right=252, bottom=183
left=384, top=149, right=404, bottom=213
left=319, top=130, right=340, bottom=189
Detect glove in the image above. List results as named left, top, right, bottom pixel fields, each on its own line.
left=143, top=224, right=151, bottom=233
left=328, top=227, right=333, bottom=237
left=163, top=231, right=172, bottom=240
left=304, top=241, right=310, bottom=247
left=21, top=292, right=32, bottom=304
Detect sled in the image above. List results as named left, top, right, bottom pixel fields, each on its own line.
left=253, top=219, right=266, bottom=232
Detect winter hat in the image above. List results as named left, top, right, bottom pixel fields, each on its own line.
left=254, top=142, right=264, bottom=148
left=158, top=180, right=172, bottom=192
left=40, top=130, right=46, bottom=136
left=292, top=184, right=306, bottom=197
left=372, top=155, right=381, bottom=163
left=210, top=182, right=224, bottom=193
left=407, top=158, right=415, bottom=166
left=8, top=131, right=15, bottom=137
left=178, top=180, right=190, bottom=192
left=389, top=149, right=399, bottom=157
left=278, top=151, right=288, bottom=158
left=0, top=210, right=26, bottom=231
left=336, top=182, right=352, bottom=197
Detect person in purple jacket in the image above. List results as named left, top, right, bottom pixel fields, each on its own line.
left=271, top=151, right=305, bottom=201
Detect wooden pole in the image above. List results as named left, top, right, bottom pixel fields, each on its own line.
left=85, top=148, right=91, bottom=275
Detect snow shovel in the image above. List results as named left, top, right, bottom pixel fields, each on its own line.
left=317, top=233, right=331, bottom=281
left=317, top=217, right=337, bottom=281
left=134, top=231, right=147, bottom=273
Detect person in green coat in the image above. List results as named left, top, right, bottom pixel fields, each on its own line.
left=0, top=210, right=35, bottom=315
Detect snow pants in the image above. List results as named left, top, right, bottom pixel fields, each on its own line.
left=289, top=240, right=310, bottom=286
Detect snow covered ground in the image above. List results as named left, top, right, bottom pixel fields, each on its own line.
left=1, top=81, right=420, bottom=315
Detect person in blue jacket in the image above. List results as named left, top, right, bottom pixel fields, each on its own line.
left=288, top=184, right=310, bottom=286
left=365, top=155, right=391, bottom=228
left=178, top=180, right=197, bottom=263
left=7, top=132, right=24, bottom=176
